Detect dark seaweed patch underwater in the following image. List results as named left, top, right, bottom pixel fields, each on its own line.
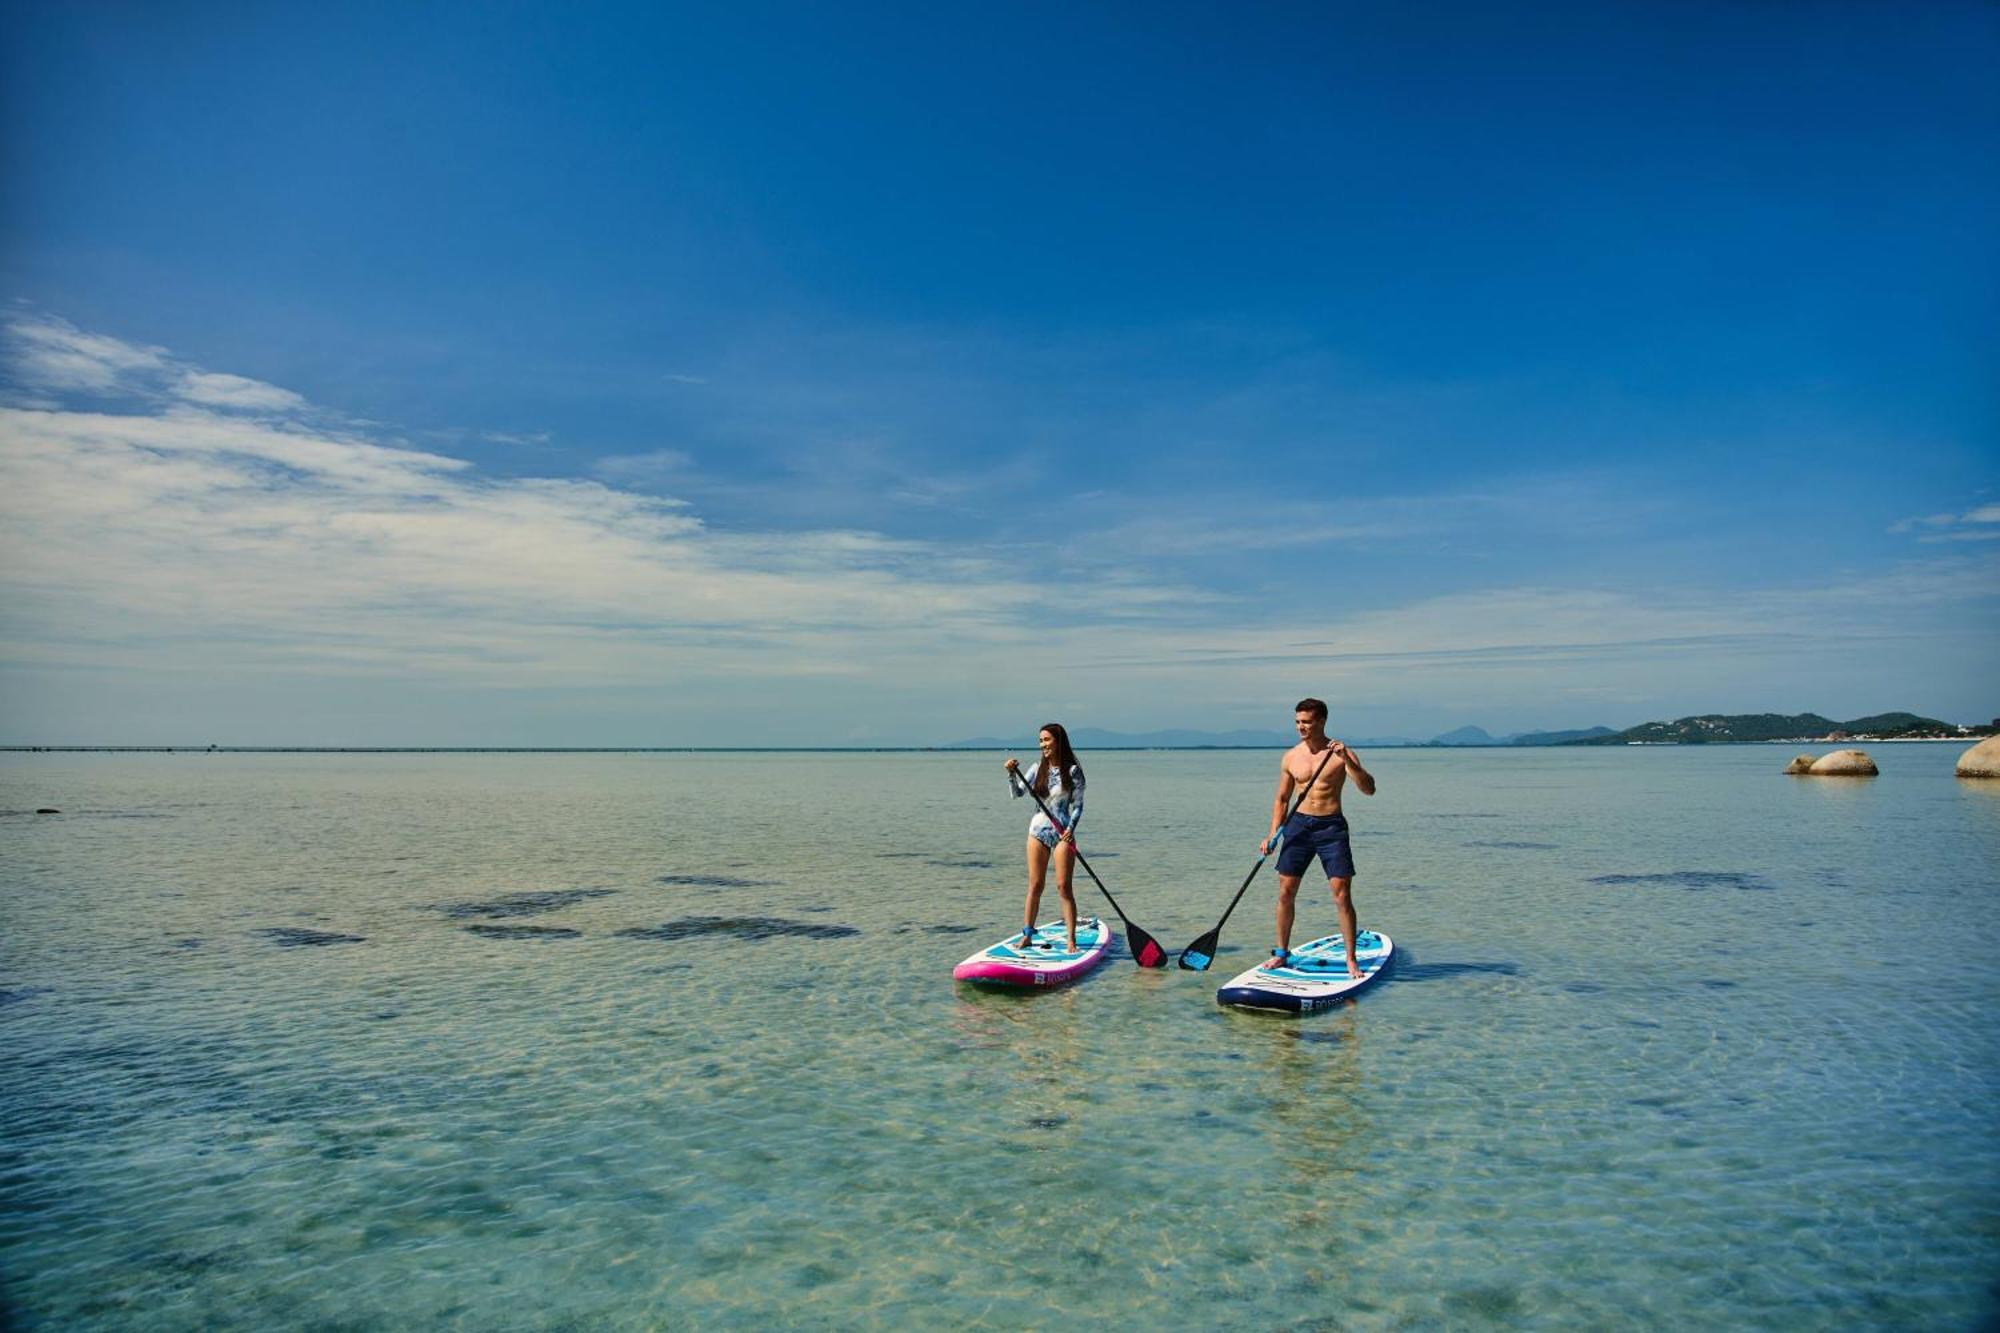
left=254, top=928, right=365, bottom=947
left=615, top=916, right=860, bottom=942
left=1588, top=871, right=1773, bottom=891
left=433, top=889, right=617, bottom=919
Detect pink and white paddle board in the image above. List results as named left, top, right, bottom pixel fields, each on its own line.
left=952, top=917, right=1112, bottom=988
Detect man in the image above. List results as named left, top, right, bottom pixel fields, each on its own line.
left=1261, top=697, right=1377, bottom=977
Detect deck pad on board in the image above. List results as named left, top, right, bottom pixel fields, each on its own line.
left=1216, top=930, right=1393, bottom=1014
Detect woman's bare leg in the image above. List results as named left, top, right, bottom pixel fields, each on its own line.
left=1053, top=841, right=1079, bottom=949
left=1022, top=835, right=1050, bottom=938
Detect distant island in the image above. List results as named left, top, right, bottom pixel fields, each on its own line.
left=1569, top=711, right=1995, bottom=745
left=941, top=711, right=1995, bottom=750
left=1425, top=725, right=1621, bottom=747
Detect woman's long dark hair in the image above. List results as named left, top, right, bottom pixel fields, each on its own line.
left=1033, top=722, right=1083, bottom=797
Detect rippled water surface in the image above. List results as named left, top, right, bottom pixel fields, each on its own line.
left=3, top=746, right=1997, bottom=1328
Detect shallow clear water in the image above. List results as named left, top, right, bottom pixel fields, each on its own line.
left=3, top=745, right=1997, bottom=1329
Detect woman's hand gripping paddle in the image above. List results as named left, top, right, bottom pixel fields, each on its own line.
left=1177, top=743, right=1341, bottom=971
left=1011, top=762, right=1168, bottom=968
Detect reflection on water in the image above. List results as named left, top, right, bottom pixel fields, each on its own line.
left=1256, top=1007, right=1366, bottom=1209
left=1952, top=776, right=2000, bottom=809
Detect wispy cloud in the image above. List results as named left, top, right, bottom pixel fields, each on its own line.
left=6, top=312, right=167, bottom=392
left=0, top=398, right=1069, bottom=683
left=1891, top=501, right=2000, bottom=543
left=1055, top=470, right=1671, bottom=566
left=3, top=315, right=1992, bottom=741
left=0, top=317, right=1085, bottom=699
left=174, top=370, right=308, bottom=413
left=6, top=311, right=311, bottom=417
left=592, top=448, right=695, bottom=489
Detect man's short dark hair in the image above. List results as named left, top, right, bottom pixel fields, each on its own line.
left=1294, top=698, right=1328, bottom=722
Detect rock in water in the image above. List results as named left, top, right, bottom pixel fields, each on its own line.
left=1956, top=735, right=2000, bottom=779
left=1808, top=749, right=1878, bottom=776
left=1783, top=755, right=1816, bottom=775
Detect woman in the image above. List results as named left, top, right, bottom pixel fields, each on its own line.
left=1002, top=723, right=1086, bottom=953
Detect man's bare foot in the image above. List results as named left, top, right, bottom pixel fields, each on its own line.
left=1261, top=949, right=1290, bottom=971
left=1345, top=956, right=1363, bottom=979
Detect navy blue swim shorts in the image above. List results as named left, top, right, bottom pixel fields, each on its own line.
left=1276, top=811, right=1356, bottom=880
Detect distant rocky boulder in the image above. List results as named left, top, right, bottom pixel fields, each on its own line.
left=1783, top=755, right=1816, bottom=775
left=1956, top=736, right=2000, bottom=778
left=1808, top=749, right=1878, bottom=776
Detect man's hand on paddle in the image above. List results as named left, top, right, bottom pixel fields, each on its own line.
left=1263, top=773, right=1293, bottom=855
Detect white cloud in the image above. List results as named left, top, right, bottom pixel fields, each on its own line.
left=0, top=363, right=1169, bottom=732
left=0, top=384, right=1065, bottom=695
left=8, top=312, right=306, bottom=416
left=6, top=314, right=168, bottom=392
left=1017, top=561, right=1999, bottom=739
left=2, top=315, right=1993, bottom=742
left=175, top=370, right=308, bottom=413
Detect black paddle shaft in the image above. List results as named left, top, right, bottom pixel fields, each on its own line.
left=1009, top=760, right=1168, bottom=968
left=1178, top=741, right=1343, bottom=970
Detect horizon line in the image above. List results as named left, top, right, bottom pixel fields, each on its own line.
left=4, top=738, right=1979, bottom=755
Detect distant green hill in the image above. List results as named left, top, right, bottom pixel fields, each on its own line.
left=1836, top=712, right=1970, bottom=737
left=1512, top=726, right=1620, bottom=746
left=1578, top=711, right=1984, bottom=745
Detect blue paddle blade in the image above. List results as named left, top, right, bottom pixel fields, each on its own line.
left=1177, top=926, right=1221, bottom=971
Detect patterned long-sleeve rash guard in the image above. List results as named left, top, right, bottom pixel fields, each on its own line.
left=1008, top=761, right=1084, bottom=844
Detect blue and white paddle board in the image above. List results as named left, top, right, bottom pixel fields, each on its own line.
left=1216, top=930, right=1393, bottom=1013
left=953, top=917, right=1112, bottom=988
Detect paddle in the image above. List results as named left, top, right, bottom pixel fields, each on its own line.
left=1009, top=760, right=1168, bottom=968
left=1177, top=742, right=1342, bottom=971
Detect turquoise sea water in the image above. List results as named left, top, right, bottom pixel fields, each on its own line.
left=2, top=744, right=1997, bottom=1329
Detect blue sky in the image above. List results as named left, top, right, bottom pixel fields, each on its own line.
left=2, top=1, right=1995, bottom=745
